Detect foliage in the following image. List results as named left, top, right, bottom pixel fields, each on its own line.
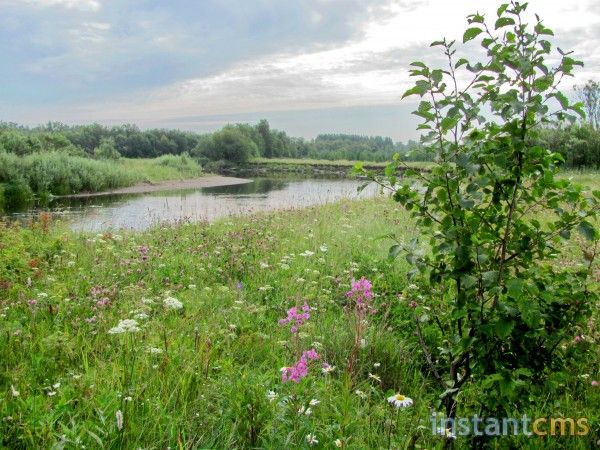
left=94, top=137, right=121, bottom=160
left=364, top=1, right=600, bottom=446
left=199, top=126, right=259, bottom=163
left=537, top=124, right=600, bottom=168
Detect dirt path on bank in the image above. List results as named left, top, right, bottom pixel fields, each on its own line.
left=62, top=176, right=252, bottom=198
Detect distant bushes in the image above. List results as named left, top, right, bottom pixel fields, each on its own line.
left=152, top=153, right=200, bottom=175
left=0, top=151, right=138, bottom=210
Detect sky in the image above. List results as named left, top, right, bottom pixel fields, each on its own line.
left=1, top=0, right=599, bottom=142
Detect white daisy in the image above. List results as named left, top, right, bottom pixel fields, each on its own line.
left=387, top=393, right=413, bottom=408
left=305, top=434, right=318, bottom=446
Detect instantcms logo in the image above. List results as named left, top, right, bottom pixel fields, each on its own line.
left=431, top=415, right=590, bottom=437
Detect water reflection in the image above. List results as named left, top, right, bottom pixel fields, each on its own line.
left=6, top=177, right=378, bottom=232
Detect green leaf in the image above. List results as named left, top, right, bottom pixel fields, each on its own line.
left=497, top=4, right=509, bottom=16
left=389, top=244, right=402, bottom=259
left=495, top=17, right=515, bottom=29
left=532, top=75, right=554, bottom=92
left=578, top=221, right=597, bottom=241
left=495, top=318, right=515, bottom=339
left=507, top=278, right=524, bottom=299
left=430, top=40, right=445, bottom=47
left=441, top=115, right=460, bottom=132
left=463, top=27, right=483, bottom=43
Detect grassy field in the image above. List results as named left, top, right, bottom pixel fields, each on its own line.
left=118, top=155, right=202, bottom=184
left=0, top=173, right=598, bottom=449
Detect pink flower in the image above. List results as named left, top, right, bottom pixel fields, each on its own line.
left=592, top=380, right=599, bottom=387
left=28, top=299, right=38, bottom=306
left=409, top=301, right=418, bottom=309
left=574, top=335, right=583, bottom=343
left=346, top=277, right=373, bottom=307
left=279, top=302, right=311, bottom=334
left=281, top=348, right=321, bottom=383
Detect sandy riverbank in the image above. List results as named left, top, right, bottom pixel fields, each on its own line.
left=62, top=175, right=252, bottom=198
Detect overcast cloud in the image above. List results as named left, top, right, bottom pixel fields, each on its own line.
left=1, top=0, right=599, bottom=141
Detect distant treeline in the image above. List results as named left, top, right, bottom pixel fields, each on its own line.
left=1, top=119, right=599, bottom=168
left=0, top=120, right=427, bottom=163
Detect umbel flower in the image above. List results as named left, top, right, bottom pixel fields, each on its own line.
left=387, top=393, right=413, bottom=408
left=108, top=319, right=140, bottom=334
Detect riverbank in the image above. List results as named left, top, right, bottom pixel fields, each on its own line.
left=1, top=191, right=598, bottom=448
left=217, top=157, right=434, bottom=178
left=62, top=175, right=251, bottom=198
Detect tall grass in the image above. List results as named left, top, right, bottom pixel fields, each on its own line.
left=0, top=152, right=203, bottom=211
left=0, top=197, right=597, bottom=448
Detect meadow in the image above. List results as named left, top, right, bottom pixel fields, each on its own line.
left=0, top=170, right=598, bottom=449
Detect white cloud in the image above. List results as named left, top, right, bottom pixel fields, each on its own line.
left=19, top=0, right=101, bottom=11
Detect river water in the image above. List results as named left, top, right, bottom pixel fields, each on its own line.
left=6, top=177, right=378, bottom=232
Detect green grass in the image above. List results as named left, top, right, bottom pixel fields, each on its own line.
left=119, top=154, right=202, bottom=184
left=0, top=174, right=598, bottom=449
left=251, top=157, right=435, bottom=170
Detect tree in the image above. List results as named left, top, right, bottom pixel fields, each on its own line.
left=362, top=2, right=599, bottom=445
left=208, top=126, right=258, bottom=163
left=575, top=80, right=600, bottom=129
left=257, top=119, right=273, bottom=158
left=94, top=137, right=121, bottom=159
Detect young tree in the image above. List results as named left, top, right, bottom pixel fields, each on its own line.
left=94, top=137, right=121, bottom=160
left=361, top=1, right=599, bottom=444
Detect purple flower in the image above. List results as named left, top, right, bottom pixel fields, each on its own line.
left=236, top=281, right=244, bottom=290
left=279, top=302, right=311, bottom=334
left=281, top=348, right=321, bottom=383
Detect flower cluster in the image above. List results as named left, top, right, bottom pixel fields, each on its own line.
left=279, top=301, right=310, bottom=334
left=163, top=296, right=183, bottom=310
left=281, top=348, right=320, bottom=383
left=108, top=319, right=140, bottom=334
left=346, top=277, right=374, bottom=311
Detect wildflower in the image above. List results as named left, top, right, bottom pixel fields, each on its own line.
left=85, top=316, right=97, bottom=324
left=236, top=281, right=244, bottom=290
left=408, top=301, right=418, bottom=309
left=305, top=434, right=318, bottom=446
left=592, top=380, right=599, bottom=387
left=320, top=244, right=328, bottom=252
left=266, top=390, right=278, bottom=402
left=373, top=362, right=381, bottom=368
left=368, top=373, right=381, bottom=382
left=188, top=284, right=196, bottom=289
left=124, top=396, right=132, bottom=402
left=108, top=319, right=140, bottom=334
left=322, top=363, right=336, bottom=375
left=298, top=405, right=312, bottom=416
left=387, top=393, right=413, bottom=408
left=300, top=250, right=315, bottom=257
left=135, top=312, right=149, bottom=320
left=355, top=390, right=367, bottom=399
left=10, top=385, right=19, bottom=397
left=279, top=302, right=311, bottom=334
left=148, top=347, right=163, bottom=354
left=163, top=297, right=183, bottom=310
left=436, top=427, right=456, bottom=440
left=335, top=438, right=343, bottom=447
left=260, top=262, right=269, bottom=269
left=309, top=399, right=320, bottom=406
left=115, top=410, right=123, bottom=431
left=28, top=299, right=37, bottom=306
left=281, top=348, right=320, bottom=383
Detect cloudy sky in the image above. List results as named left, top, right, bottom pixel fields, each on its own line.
left=1, top=0, right=599, bottom=141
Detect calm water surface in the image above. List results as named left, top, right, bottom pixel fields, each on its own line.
left=8, top=177, right=378, bottom=232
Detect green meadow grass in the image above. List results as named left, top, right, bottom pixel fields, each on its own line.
left=0, top=174, right=598, bottom=448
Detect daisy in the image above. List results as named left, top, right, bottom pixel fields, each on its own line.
left=305, top=434, right=318, bottom=446
left=387, top=393, right=413, bottom=408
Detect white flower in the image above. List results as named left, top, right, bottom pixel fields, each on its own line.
left=373, top=362, right=381, bottom=368
left=320, top=244, right=328, bottom=252
left=10, top=385, right=19, bottom=397
left=115, top=410, right=123, bottom=431
left=108, top=319, right=140, bottom=334
left=387, top=393, right=413, bottom=408
left=368, top=373, right=381, bottom=382
left=359, top=338, right=367, bottom=348
left=188, top=284, right=196, bottom=289
left=52, top=382, right=61, bottom=389
left=259, top=262, right=269, bottom=269
left=322, top=364, right=336, bottom=375
left=335, top=438, right=343, bottom=448
left=148, top=347, right=163, bottom=354
left=305, top=434, right=318, bottom=446
left=300, top=250, right=315, bottom=257
left=436, top=427, right=456, bottom=440
left=163, top=297, right=183, bottom=310
left=266, top=391, right=278, bottom=402
left=141, top=297, right=154, bottom=305
left=309, top=399, right=320, bottom=406
left=355, top=390, right=367, bottom=399
left=47, top=391, right=56, bottom=397
left=124, top=396, right=132, bottom=402
left=135, top=312, right=149, bottom=320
